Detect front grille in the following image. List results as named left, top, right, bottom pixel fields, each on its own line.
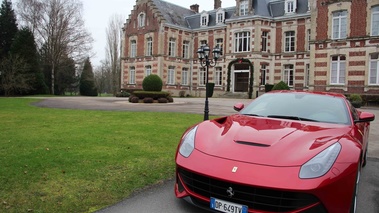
left=178, top=167, right=326, bottom=212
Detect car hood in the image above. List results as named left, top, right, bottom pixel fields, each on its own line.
left=194, top=114, right=352, bottom=166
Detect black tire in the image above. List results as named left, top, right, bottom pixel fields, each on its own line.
left=349, top=163, right=361, bottom=213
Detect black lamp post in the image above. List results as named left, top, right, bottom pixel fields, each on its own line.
left=197, top=44, right=221, bottom=121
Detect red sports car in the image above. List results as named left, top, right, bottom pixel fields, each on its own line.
left=175, top=91, right=375, bottom=213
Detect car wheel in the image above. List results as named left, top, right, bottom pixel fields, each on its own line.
left=362, top=149, right=367, bottom=168
left=349, top=163, right=361, bottom=213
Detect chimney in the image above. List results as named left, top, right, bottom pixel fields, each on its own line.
left=214, top=0, right=222, bottom=9
left=190, top=4, right=199, bottom=13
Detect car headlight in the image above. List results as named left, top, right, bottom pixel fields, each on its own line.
left=299, top=142, right=341, bottom=179
left=179, top=125, right=198, bottom=158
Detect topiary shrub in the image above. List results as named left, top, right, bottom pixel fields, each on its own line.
left=167, top=96, right=174, bottom=103
left=158, top=98, right=168, bottom=103
left=272, top=81, right=290, bottom=90
left=348, top=94, right=363, bottom=108
left=143, top=97, right=154, bottom=103
left=265, top=84, right=274, bottom=92
left=142, top=74, right=163, bottom=92
left=130, top=96, right=139, bottom=103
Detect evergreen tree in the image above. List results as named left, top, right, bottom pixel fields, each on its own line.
left=79, top=58, right=98, bottom=96
left=11, top=27, right=48, bottom=95
left=0, top=0, right=18, bottom=60
left=55, top=56, right=77, bottom=95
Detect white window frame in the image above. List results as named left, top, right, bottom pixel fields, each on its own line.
left=331, top=55, right=346, bottom=85
left=215, top=67, right=222, bottom=86
left=182, top=68, right=189, bottom=85
left=147, top=37, right=153, bottom=56
left=169, top=38, right=176, bottom=57
left=260, top=65, right=267, bottom=86
left=332, top=11, right=347, bottom=40
left=262, top=31, right=268, bottom=52
left=199, top=68, right=206, bottom=86
left=201, top=13, right=209, bottom=26
left=145, top=65, right=152, bottom=77
left=138, top=13, right=145, bottom=28
left=285, top=0, right=297, bottom=14
left=235, top=32, right=250, bottom=53
left=307, top=29, right=311, bottom=51
left=305, top=64, right=310, bottom=87
left=369, top=53, right=379, bottom=85
left=215, top=38, right=223, bottom=54
left=216, top=10, right=225, bottom=24
left=129, top=67, right=136, bottom=84
left=240, top=0, right=248, bottom=16
left=371, top=6, right=379, bottom=36
left=131, top=40, right=137, bottom=57
left=283, top=64, right=294, bottom=87
left=284, top=31, right=295, bottom=52
left=182, top=41, right=189, bottom=59
left=168, top=67, right=175, bottom=85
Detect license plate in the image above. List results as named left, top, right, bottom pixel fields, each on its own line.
left=210, top=197, right=248, bottom=213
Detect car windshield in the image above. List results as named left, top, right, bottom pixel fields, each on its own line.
left=240, top=92, right=351, bottom=125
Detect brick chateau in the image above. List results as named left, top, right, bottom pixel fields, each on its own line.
left=122, top=0, right=379, bottom=98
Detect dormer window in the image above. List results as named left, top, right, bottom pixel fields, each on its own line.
left=138, top=12, right=145, bottom=27
left=240, top=0, right=249, bottom=16
left=285, top=0, right=297, bottom=14
left=201, top=12, right=209, bottom=26
left=216, top=9, right=225, bottom=24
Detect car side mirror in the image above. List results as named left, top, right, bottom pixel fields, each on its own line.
left=233, top=103, right=245, bottom=112
left=354, top=111, right=375, bottom=123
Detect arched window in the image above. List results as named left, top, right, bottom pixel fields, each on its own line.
left=138, top=13, right=145, bottom=27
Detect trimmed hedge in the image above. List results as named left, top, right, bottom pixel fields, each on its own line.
left=116, top=91, right=130, bottom=97
left=133, top=91, right=170, bottom=100
left=362, top=94, right=379, bottom=106
left=122, top=88, right=143, bottom=94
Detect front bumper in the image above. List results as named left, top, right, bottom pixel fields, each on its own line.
left=175, top=150, right=357, bottom=213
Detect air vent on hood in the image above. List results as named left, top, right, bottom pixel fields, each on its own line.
left=235, top=141, right=270, bottom=147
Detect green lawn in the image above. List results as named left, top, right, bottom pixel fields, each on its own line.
left=0, top=98, right=202, bottom=213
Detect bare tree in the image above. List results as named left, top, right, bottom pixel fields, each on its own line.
left=16, top=0, right=93, bottom=95
left=105, top=14, right=123, bottom=96
left=94, top=60, right=111, bottom=95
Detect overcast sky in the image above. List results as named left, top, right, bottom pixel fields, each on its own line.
left=83, top=0, right=236, bottom=67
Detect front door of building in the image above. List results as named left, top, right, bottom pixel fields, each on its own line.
left=234, top=72, right=249, bottom=92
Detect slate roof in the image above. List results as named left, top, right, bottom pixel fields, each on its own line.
left=151, top=0, right=196, bottom=28
left=150, top=0, right=309, bottom=30
left=185, top=7, right=236, bottom=29
left=267, top=0, right=309, bottom=18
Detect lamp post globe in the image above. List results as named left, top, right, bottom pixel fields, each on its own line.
left=197, top=44, right=220, bottom=121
